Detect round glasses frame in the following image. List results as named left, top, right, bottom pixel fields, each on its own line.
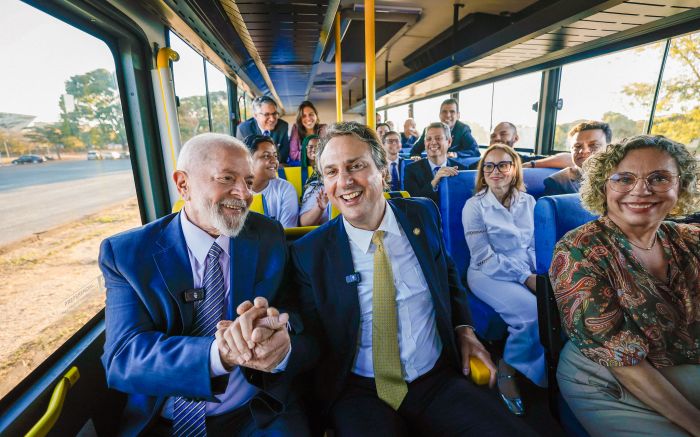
left=483, top=161, right=514, bottom=174
left=606, top=172, right=679, bottom=193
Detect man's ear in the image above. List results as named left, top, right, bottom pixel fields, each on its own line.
left=173, top=170, right=189, bottom=200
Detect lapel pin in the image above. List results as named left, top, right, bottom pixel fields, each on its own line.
left=413, top=228, right=421, bottom=236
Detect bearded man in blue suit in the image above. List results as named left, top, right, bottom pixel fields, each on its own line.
left=100, top=133, right=313, bottom=436
left=289, top=122, right=537, bottom=436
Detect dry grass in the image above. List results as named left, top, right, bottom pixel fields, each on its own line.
left=0, top=197, right=141, bottom=398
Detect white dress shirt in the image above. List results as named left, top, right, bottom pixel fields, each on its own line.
left=461, top=189, right=536, bottom=283
left=344, top=202, right=442, bottom=382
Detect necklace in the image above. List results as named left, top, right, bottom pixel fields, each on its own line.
left=627, top=233, right=657, bottom=251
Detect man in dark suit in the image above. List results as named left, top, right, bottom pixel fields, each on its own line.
left=289, top=121, right=535, bottom=436
left=100, top=133, right=312, bottom=436
left=409, top=98, right=479, bottom=158
left=236, top=96, right=291, bottom=163
left=382, top=130, right=404, bottom=191
left=404, top=122, right=467, bottom=205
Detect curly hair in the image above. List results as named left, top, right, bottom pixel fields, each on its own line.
left=580, top=135, right=699, bottom=217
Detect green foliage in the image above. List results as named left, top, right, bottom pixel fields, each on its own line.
left=177, top=91, right=231, bottom=142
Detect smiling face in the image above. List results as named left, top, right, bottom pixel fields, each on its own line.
left=439, top=103, right=459, bottom=129
left=376, top=124, right=390, bottom=140
left=571, top=129, right=606, bottom=169
left=306, top=137, right=319, bottom=164
left=301, top=106, right=318, bottom=131
left=490, top=122, right=518, bottom=147
left=252, top=141, right=279, bottom=183
left=425, top=126, right=451, bottom=165
left=482, top=149, right=515, bottom=192
left=606, top=147, right=679, bottom=231
left=319, top=135, right=386, bottom=230
left=254, top=102, right=279, bottom=131
left=176, top=145, right=253, bottom=237
left=382, top=132, right=401, bottom=161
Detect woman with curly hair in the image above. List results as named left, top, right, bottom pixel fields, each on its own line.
left=550, top=135, right=700, bottom=436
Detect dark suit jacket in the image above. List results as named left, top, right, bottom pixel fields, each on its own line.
left=410, top=120, right=479, bottom=158
left=99, top=212, right=313, bottom=436
left=403, top=158, right=467, bottom=205
left=236, top=118, right=291, bottom=163
left=289, top=198, right=472, bottom=412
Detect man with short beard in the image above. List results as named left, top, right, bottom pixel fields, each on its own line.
left=99, top=133, right=314, bottom=436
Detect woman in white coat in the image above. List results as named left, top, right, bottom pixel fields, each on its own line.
left=462, top=143, right=546, bottom=416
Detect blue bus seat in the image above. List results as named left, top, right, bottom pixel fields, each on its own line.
left=439, top=170, right=507, bottom=340
left=534, top=194, right=597, bottom=436
left=522, top=167, right=559, bottom=199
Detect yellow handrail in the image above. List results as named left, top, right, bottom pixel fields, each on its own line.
left=335, top=11, right=343, bottom=122
left=25, top=367, right=80, bottom=437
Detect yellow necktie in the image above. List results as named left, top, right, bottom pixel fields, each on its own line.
left=371, top=230, right=408, bottom=410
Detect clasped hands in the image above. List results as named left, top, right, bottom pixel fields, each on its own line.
left=215, top=297, right=290, bottom=373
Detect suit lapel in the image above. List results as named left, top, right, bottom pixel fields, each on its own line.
left=153, top=213, right=195, bottom=333
left=231, top=224, right=260, bottom=316
left=325, top=219, right=361, bottom=342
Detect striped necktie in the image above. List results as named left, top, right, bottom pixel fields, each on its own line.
left=172, top=242, right=225, bottom=437
left=371, top=231, right=408, bottom=410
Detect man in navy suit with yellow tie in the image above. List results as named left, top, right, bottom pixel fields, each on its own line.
left=100, top=133, right=313, bottom=436
left=290, top=122, right=535, bottom=435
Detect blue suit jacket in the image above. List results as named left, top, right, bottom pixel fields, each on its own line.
left=403, top=158, right=467, bottom=205
left=236, top=118, right=290, bottom=163
left=289, top=197, right=472, bottom=412
left=99, top=212, right=310, bottom=436
left=409, top=120, right=479, bottom=158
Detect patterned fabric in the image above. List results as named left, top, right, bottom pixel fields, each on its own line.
left=550, top=217, right=700, bottom=368
left=172, top=242, right=225, bottom=436
left=371, top=230, right=408, bottom=410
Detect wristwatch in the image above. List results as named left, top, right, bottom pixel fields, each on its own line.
left=529, top=161, right=536, bottom=168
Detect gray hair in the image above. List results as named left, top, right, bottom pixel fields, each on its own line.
left=252, top=96, right=278, bottom=113
left=426, top=121, right=451, bottom=139
left=317, top=121, right=387, bottom=180
left=177, top=133, right=249, bottom=172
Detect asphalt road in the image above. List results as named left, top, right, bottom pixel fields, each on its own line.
left=0, top=160, right=137, bottom=247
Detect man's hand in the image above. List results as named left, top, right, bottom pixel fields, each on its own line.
left=447, top=151, right=457, bottom=158
left=215, top=297, right=290, bottom=372
left=431, top=166, right=459, bottom=188
left=456, top=326, right=497, bottom=387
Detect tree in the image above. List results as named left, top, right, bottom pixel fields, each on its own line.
left=177, top=94, right=210, bottom=142
left=24, top=123, right=65, bottom=159
left=622, top=34, right=700, bottom=146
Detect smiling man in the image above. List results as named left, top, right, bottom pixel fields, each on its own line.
left=289, top=121, right=534, bottom=436
left=409, top=98, right=479, bottom=158
left=403, top=122, right=467, bottom=205
left=236, top=96, right=291, bottom=164
left=100, top=133, right=311, bottom=436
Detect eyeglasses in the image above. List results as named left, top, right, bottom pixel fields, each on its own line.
left=607, top=171, right=679, bottom=193
left=483, top=161, right=513, bottom=174
left=256, top=112, right=279, bottom=118
left=425, top=136, right=446, bottom=143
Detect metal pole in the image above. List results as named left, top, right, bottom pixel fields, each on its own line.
left=365, top=0, right=376, bottom=129
left=335, top=12, right=343, bottom=122
left=647, top=39, right=671, bottom=134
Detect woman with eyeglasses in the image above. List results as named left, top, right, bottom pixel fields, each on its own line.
left=550, top=135, right=700, bottom=437
left=462, top=143, right=547, bottom=416
left=288, top=101, right=327, bottom=164
left=245, top=135, right=299, bottom=228
left=299, top=135, right=329, bottom=226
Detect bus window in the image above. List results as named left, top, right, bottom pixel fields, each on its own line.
left=491, top=72, right=541, bottom=151
left=651, top=32, right=700, bottom=153
left=459, top=83, right=493, bottom=147
left=386, top=104, right=409, bottom=130
left=554, top=42, right=666, bottom=151
left=206, top=61, right=230, bottom=134
left=412, top=94, right=449, bottom=134
left=0, top=0, right=138, bottom=399
left=170, top=32, right=210, bottom=143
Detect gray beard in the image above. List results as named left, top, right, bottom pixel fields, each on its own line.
left=196, top=197, right=249, bottom=238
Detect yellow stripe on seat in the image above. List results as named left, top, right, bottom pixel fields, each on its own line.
left=330, top=191, right=410, bottom=219
left=281, top=167, right=303, bottom=199
left=250, top=193, right=265, bottom=214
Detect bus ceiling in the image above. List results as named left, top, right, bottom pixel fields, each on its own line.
left=131, top=0, right=698, bottom=114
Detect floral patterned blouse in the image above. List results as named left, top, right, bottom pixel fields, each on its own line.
left=550, top=216, right=700, bottom=368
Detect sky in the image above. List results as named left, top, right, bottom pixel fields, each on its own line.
left=0, top=0, right=693, bottom=129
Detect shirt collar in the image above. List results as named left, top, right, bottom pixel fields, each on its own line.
left=387, top=157, right=400, bottom=166
left=180, top=209, right=231, bottom=264
left=480, top=188, right=522, bottom=209
left=256, top=121, right=273, bottom=135
left=428, top=158, right=447, bottom=173
left=343, top=201, right=402, bottom=254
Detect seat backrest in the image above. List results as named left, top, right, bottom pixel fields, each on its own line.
left=249, top=193, right=267, bottom=215
left=522, top=167, right=559, bottom=199
left=328, top=191, right=410, bottom=220
left=277, top=166, right=314, bottom=200
left=439, top=171, right=479, bottom=279
left=534, top=194, right=598, bottom=274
